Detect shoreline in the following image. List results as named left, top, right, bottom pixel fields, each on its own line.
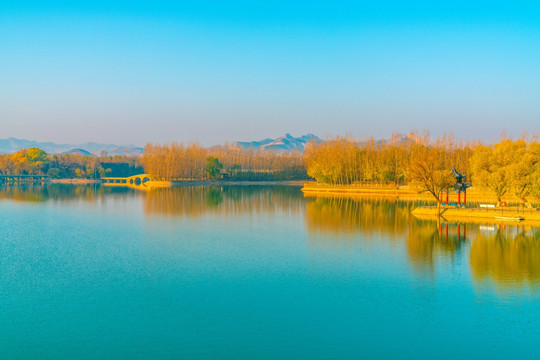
left=102, top=179, right=307, bottom=189
left=30, top=178, right=307, bottom=187
left=412, top=206, right=540, bottom=225
left=301, top=183, right=539, bottom=205
left=169, top=180, right=306, bottom=187
left=50, top=179, right=101, bottom=184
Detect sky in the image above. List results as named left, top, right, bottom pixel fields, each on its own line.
left=1, top=1, right=539, bottom=146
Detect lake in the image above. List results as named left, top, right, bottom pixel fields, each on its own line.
left=1, top=184, right=539, bottom=359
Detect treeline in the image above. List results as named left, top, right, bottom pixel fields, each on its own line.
left=5, top=133, right=540, bottom=205
left=142, top=143, right=307, bottom=181
left=0, top=147, right=143, bottom=178
left=305, top=133, right=540, bottom=205
left=304, top=133, right=471, bottom=186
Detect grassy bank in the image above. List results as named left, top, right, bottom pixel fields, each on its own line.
left=301, top=183, right=539, bottom=206
left=412, top=206, right=540, bottom=225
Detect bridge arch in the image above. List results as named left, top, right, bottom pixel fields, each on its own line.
left=102, top=174, right=153, bottom=189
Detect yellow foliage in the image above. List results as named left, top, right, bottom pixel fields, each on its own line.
left=470, top=228, right=540, bottom=291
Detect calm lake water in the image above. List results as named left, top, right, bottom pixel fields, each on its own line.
left=1, top=184, right=539, bottom=359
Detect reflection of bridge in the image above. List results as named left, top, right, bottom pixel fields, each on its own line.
left=102, top=174, right=152, bottom=189
left=0, top=174, right=49, bottom=184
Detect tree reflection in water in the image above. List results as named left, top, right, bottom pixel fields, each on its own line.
left=3, top=184, right=540, bottom=293
left=142, top=185, right=307, bottom=218
left=305, top=195, right=540, bottom=293
left=304, top=196, right=414, bottom=239
left=305, top=196, right=467, bottom=272
left=0, top=183, right=135, bottom=203
left=470, top=226, right=540, bottom=293
left=407, top=219, right=467, bottom=274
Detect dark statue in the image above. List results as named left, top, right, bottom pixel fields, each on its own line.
left=452, top=167, right=471, bottom=191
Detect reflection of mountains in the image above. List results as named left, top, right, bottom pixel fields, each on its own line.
left=0, top=184, right=135, bottom=202
left=305, top=196, right=413, bottom=238
left=470, top=227, right=540, bottom=291
left=142, top=186, right=307, bottom=217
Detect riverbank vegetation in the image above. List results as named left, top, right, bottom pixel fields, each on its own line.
left=0, top=148, right=143, bottom=179
left=1, top=132, right=539, bottom=206
left=304, top=133, right=540, bottom=206
left=142, top=143, right=306, bottom=181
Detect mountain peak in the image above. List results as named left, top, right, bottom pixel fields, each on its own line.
left=280, top=133, right=294, bottom=140
left=232, top=134, right=321, bottom=153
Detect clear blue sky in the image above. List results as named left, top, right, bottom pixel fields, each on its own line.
left=1, top=1, right=539, bottom=145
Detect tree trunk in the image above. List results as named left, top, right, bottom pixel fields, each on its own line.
left=520, top=197, right=533, bottom=208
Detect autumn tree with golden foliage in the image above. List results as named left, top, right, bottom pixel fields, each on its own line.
left=303, top=133, right=540, bottom=206
left=470, top=139, right=540, bottom=206
left=142, top=143, right=307, bottom=181
left=408, top=144, right=455, bottom=207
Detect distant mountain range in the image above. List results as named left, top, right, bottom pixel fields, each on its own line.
left=0, top=138, right=144, bottom=156
left=231, top=133, right=320, bottom=153
left=0, top=132, right=421, bottom=156
left=230, top=132, right=422, bottom=152
left=0, top=134, right=322, bottom=156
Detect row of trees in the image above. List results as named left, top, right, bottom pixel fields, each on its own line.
left=0, top=144, right=307, bottom=181
left=305, top=134, right=540, bottom=205
left=304, top=133, right=472, bottom=185
left=470, top=140, right=540, bottom=205
left=141, top=143, right=307, bottom=181
left=0, top=148, right=143, bottom=179
left=210, top=144, right=306, bottom=179
left=3, top=134, right=540, bottom=205
left=304, top=136, right=411, bottom=185
left=142, top=143, right=208, bottom=180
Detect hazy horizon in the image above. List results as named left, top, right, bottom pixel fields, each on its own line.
left=3, top=129, right=539, bottom=150
left=2, top=1, right=539, bottom=145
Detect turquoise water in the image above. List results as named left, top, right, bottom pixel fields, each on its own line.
left=1, top=185, right=539, bottom=359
